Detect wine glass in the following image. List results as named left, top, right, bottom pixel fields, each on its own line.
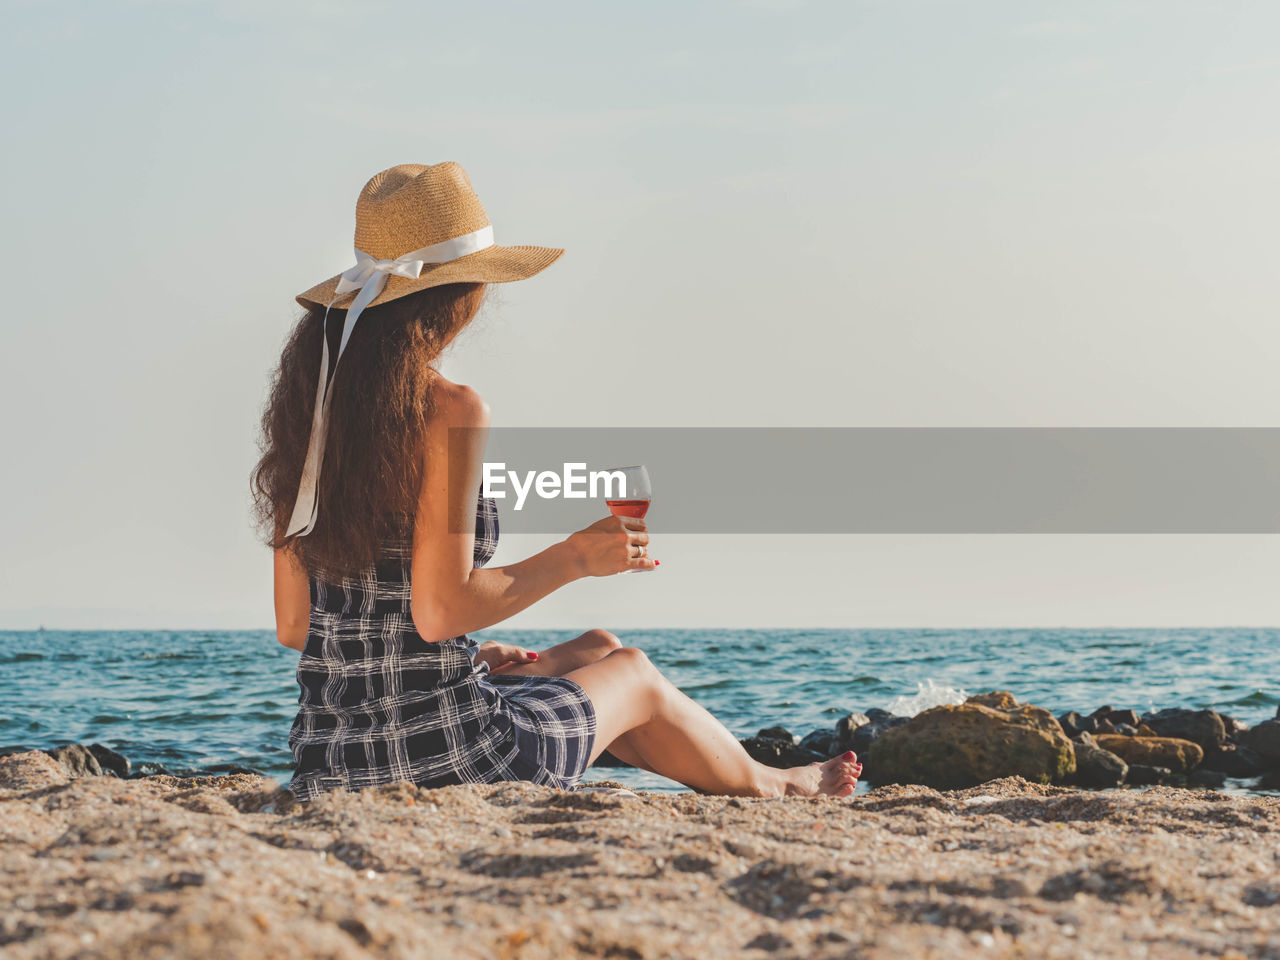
left=602, top=464, right=651, bottom=519
left=601, top=465, right=651, bottom=571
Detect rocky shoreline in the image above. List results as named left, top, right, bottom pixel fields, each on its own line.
left=703, top=693, right=1280, bottom=794
left=4, top=749, right=1280, bottom=959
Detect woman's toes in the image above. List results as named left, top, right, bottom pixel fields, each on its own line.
left=812, top=754, right=864, bottom=797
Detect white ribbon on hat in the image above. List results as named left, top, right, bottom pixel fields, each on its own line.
left=285, top=223, right=496, bottom=537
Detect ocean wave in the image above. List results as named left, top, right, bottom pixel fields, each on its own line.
left=1226, top=690, right=1276, bottom=708
left=883, top=679, right=969, bottom=717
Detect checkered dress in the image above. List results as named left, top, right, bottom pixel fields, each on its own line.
left=287, top=495, right=597, bottom=801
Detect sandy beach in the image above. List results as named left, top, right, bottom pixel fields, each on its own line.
left=4, top=750, right=1280, bottom=959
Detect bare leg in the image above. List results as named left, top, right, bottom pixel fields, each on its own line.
left=565, top=647, right=862, bottom=798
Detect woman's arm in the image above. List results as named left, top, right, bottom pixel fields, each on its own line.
left=273, top=545, right=310, bottom=651
left=410, top=381, right=654, bottom=644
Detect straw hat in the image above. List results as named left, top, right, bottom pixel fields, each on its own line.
left=285, top=162, right=562, bottom=539
left=296, top=161, right=564, bottom=311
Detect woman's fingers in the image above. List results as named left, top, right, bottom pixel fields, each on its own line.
left=570, top=514, right=656, bottom=575
left=488, top=644, right=538, bottom=672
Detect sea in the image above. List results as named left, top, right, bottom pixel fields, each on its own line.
left=2, top=628, right=1276, bottom=794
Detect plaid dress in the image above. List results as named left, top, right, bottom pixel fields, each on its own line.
left=288, top=494, right=597, bottom=801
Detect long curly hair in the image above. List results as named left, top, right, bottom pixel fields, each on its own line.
left=250, top=282, right=488, bottom=580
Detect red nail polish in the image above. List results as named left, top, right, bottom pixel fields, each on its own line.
left=529, top=652, right=538, bottom=660
left=653, top=560, right=660, bottom=567
left=844, top=751, right=855, bottom=760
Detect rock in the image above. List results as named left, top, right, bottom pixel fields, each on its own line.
left=49, top=744, right=103, bottom=778
left=755, top=726, right=797, bottom=745
left=967, top=692, right=1018, bottom=710
left=1239, top=720, right=1280, bottom=765
left=1140, top=709, right=1227, bottom=754
left=1100, top=709, right=1141, bottom=728
left=1126, top=764, right=1174, bottom=786
left=1221, top=714, right=1246, bottom=740
left=1094, top=735, right=1203, bottom=773
left=864, top=708, right=895, bottom=723
left=867, top=692, right=1076, bottom=789
left=799, top=729, right=837, bottom=758
left=1057, top=712, right=1085, bottom=737
left=1188, top=768, right=1226, bottom=789
left=1089, top=705, right=1115, bottom=719
left=87, top=744, right=131, bottom=778
left=1094, top=719, right=1119, bottom=735
left=849, top=716, right=910, bottom=759
left=1073, top=742, right=1128, bottom=789
left=739, top=737, right=823, bottom=769
left=838, top=712, right=871, bottom=732
left=1134, top=724, right=1158, bottom=737
left=833, top=712, right=870, bottom=752
left=1112, top=723, right=1138, bottom=736
left=1201, top=745, right=1265, bottom=778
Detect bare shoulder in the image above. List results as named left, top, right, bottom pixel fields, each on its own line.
left=427, top=373, right=490, bottom=428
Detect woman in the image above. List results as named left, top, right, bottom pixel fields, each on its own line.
left=251, top=162, right=862, bottom=801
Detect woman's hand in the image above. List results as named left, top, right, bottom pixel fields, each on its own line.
left=475, top=641, right=539, bottom=674
left=566, top=515, right=656, bottom=576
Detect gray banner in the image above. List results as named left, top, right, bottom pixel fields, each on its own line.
left=446, top=428, right=1280, bottom=534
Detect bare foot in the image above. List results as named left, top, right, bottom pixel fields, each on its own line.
left=782, top=751, right=863, bottom=798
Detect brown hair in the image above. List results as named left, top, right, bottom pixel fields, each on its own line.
left=250, top=282, right=488, bottom=579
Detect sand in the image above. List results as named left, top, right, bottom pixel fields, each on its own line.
left=3, top=750, right=1280, bottom=959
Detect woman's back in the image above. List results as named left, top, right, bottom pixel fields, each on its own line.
left=288, top=495, right=508, bottom=799
left=304, top=496, right=498, bottom=621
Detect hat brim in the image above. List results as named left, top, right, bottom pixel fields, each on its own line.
left=295, top=243, right=564, bottom=312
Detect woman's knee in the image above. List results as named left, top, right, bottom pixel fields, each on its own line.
left=603, top=645, right=659, bottom=684
left=571, top=646, right=663, bottom=736
left=580, top=628, right=622, bottom=653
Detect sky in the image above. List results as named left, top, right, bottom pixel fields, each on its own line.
left=1, top=0, right=1278, bottom=630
